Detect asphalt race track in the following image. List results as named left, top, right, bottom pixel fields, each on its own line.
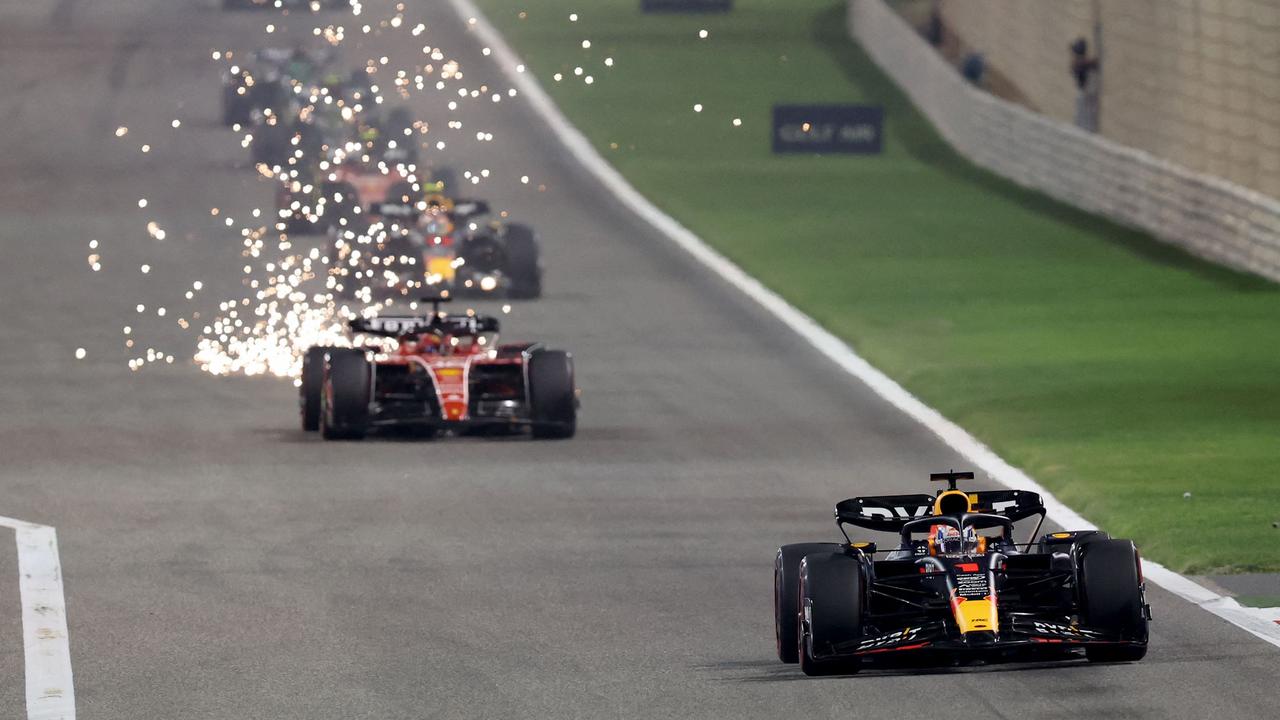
left=0, top=1, right=1278, bottom=717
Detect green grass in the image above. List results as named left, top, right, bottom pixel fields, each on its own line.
left=1236, top=595, right=1280, bottom=608
left=474, top=0, right=1280, bottom=573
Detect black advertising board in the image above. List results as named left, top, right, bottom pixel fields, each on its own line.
left=772, top=105, right=885, bottom=154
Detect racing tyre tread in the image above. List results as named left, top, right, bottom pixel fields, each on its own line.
left=503, top=223, right=542, bottom=300
left=798, top=552, right=863, bottom=676
left=529, top=350, right=575, bottom=439
left=300, top=346, right=330, bottom=431
left=321, top=349, right=370, bottom=440
left=775, top=543, right=843, bottom=663
left=1079, top=539, right=1149, bottom=663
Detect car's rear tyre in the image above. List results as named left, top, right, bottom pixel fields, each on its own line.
left=321, top=349, right=370, bottom=440
left=285, top=214, right=319, bottom=236
left=386, top=180, right=419, bottom=210
left=775, top=543, right=843, bottom=663
left=1079, top=539, right=1148, bottom=662
left=529, top=350, right=575, bottom=439
left=798, top=552, right=863, bottom=676
left=222, top=85, right=249, bottom=126
left=461, top=233, right=506, bottom=276
left=300, top=346, right=331, bottom=431
left=503, top=223, right=542, bottom=299
left=251, top=122, right=292, bottom=167
left=321, top=182, right=360, bottom=231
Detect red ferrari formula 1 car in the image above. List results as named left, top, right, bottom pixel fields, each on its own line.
left=299, top=300, right=576, bottom=440
left=775, top=472, right=1150, bottom=675
left=275, top=154, right=417, bottom=234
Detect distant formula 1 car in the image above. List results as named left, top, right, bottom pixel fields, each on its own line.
left=329, top=190, right=543, bottom=300
left=299, top=300, right=576, bottom=439
left=775, top=472, right=1149, bottom=675
left=221, top=46, right=342, bottom=128
left=221, top=49, right=295, bottom=127
left=275, top=155, right=415, bottom=233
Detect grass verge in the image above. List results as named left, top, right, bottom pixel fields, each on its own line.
left=473, top=0, right=1280, bottom=573
left=1237, top=595, right=1280, bottom=609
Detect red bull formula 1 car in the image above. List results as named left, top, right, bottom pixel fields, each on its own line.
left=775, top=472, right=1150, bottom=675
left=299, top=300, right=575, bottom=440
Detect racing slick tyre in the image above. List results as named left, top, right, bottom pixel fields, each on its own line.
left=284, top=216, right=318, bottom=236
left=321, top=182, right=361, bottom=232
left=386, top=180, right=419, bottom=212
left=529, top=350, right=575, bottom=439
left=460, top=234, right=506, bottom=283
left=503, top=223, right=542, bottom=299
left=798, top=552, right=863, bottom=676
left=300, top=346, right=332, bottom=431
left=1079, top=539, right=1149, bottom=663
left=381, top=106, right=415, bottom=138
left=251, top=122, right=292, bottom=167
left=775, top=543, right=843, bottom=663
left=321, top=349, right=370, bottom=440
left=222, top=85, right=250, bottom=126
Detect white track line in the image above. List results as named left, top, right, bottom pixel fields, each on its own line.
left=0, top=516, right=75, bottom=719
left=445, top=0, right=1280, bottom=648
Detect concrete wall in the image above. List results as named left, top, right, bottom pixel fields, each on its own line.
left=938, top=0, right=1280, bottom=200
left=850, top=0, right=1280, bottom=282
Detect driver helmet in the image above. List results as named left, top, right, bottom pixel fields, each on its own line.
left=424, top=193, right=454, bottom=211
left=418, top=331, right=445, bottom=354
left=935, top=525, right=980, bottom=556
left=398, top=334, right=421, bottom=355
left=417, top=209, right=454, bottom=237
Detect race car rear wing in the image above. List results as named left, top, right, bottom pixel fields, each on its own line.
left=350, top=314, right=499, bottom=337
left=834, top=489, right=1045, bottom=534
left=373, top=198, right=491, bottom=223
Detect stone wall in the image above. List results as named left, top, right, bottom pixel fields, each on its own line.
left=937, top=0, right=1280, bottom=200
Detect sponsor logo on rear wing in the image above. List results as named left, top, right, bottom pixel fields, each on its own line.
left=835, top=490, right=1045, bottom=533
left=351, top=314, right=501, bottom=337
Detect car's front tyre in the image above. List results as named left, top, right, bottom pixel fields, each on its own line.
left=1079, top=539, right=1149, bottom=662
left=798, top=552, right=863, bottom=676
left=775, top=543, right=843, bottom=663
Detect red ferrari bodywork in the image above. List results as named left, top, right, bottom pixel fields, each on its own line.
left=331, top=162, right=408, bottom=210
left=374, top=332, right=528, bottom=424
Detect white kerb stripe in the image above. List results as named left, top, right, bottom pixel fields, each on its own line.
left=0, top=516, right=75, bottom=719
left=446, top=0, right=1280, bottom=648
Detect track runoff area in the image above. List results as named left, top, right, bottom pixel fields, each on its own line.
left=0, top=0, right=1275, bottom=718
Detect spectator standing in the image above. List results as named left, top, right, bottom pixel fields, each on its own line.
left=1070, top=37, right=1101, bottom=132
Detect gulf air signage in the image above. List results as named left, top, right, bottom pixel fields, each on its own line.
left=773, top=105, right=884, bottom=155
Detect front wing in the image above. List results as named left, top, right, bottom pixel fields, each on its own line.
left=827, top=617, right=1140, bottom=660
